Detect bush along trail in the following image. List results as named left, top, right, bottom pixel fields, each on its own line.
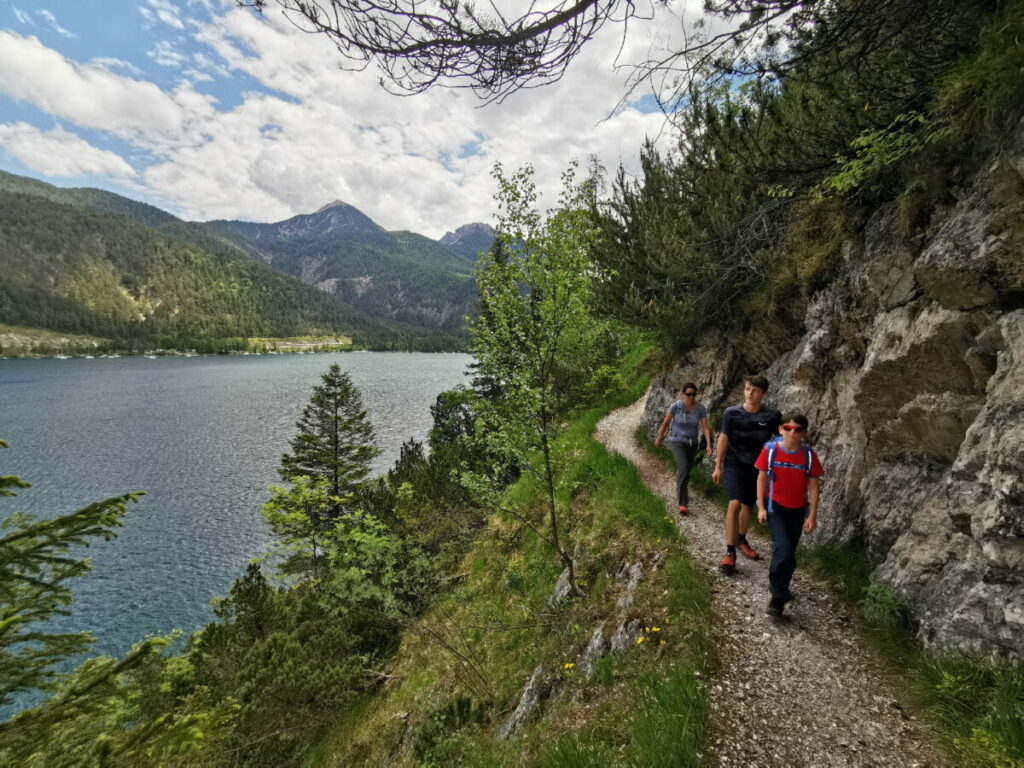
left=594, top=393, right=945, bottom=768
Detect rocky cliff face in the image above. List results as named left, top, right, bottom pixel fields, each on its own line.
left=644, top=126, right=1024, bottom=662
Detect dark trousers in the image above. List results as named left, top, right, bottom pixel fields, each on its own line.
left=767, top=503, right=806, bottom=600
left=668, top=441, right=698, bottom=507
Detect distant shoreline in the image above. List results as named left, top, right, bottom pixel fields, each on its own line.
left=0, top=347, right=471, bottom=360
left=0, top=327, right=469, bottom=358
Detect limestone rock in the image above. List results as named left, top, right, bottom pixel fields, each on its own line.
left=495, top=665, right=547, bottom=740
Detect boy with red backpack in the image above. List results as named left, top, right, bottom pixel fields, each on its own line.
left=755, top=411, right=825, bottom=618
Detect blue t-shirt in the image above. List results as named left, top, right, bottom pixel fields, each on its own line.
left=667, top=401, right=707, bottom=444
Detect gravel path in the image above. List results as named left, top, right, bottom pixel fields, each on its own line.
left=594, top=395, right=944, bottom=768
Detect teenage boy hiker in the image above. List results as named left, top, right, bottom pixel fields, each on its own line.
left=654, top=383, right=714, bottom=517
left=755, top=412, right=825, bottom=617
left=712, top=375, right=781, bottom=574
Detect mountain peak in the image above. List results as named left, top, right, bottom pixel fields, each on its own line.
left=315, top=200, right=350, bottom=213
left=439, top=222, right=496, bottom=261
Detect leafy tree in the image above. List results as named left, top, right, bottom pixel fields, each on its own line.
left=279, top=364, right=381, bottom=503
left=261, top=476, right=345, bottom=580
left=465, top=162, right=607, bottom=596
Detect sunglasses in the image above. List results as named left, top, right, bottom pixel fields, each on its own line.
left=781, top=425, right=805, bottom=433
left=683, top=391, right=697, bottom=397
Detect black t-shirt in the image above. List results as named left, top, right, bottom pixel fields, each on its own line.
left=720, top=404, right=782, bottom=465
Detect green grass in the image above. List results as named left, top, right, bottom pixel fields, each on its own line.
left=307, top=336, right=715, bottom=767
left=803, top=542, right=1024, bottom=767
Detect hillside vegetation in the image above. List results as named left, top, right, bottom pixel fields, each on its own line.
left=0, top=175, right=471, bottom=352
left=591, top=0, right=1024, bottom=349
left=309, top=347, right=715, bottom=767
left=208, top=220, right=477, bottom=332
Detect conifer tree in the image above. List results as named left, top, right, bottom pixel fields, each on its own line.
left=279, top=364, right=381, bottom=503
left=0, top=439, right=141, bottom=707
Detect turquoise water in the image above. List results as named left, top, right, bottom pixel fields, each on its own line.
left=0, top=352, right=470, bottom=663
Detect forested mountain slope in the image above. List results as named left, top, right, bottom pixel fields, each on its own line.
left=0, top=185, right=409, bottom=350
left=205, top=205, right=481, bottom=331
left=0, top=172, right=483, bottom=350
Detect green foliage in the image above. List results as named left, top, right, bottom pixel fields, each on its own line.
left=802, top=540, right=872, bottom=605
left=466, top=162, right=614, bottom=594
left=590, top=0, right=1014, bottom=349
left=0, top=634, right=235, bottom=768
left=413, top=696, right=488, bottom=765
left=279, top=364, right=381, bottom=500
left=0, top=442, right=140, bottom=706
left=935, top=0, right=1024, bottom=131
left=188, top=565, right=369, bottom=765
left=822, top=112, right=928, bottom=195
left=262, top=477, right=345, bottom=579
left=0, top=442, right=234, bottom=766
left=859, top=584, right=914, bottom=634
left=625, top=666, right=707, bottom=768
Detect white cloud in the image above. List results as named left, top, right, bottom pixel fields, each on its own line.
left=140, top=0, right=186, bottom=30
left=0, top=32, right=207, bottom=145
left=148, top=39, right=189, bottom=68
left=12, top=7, right=34, bottom=26
left=91, top=57, right=144, bottom=76
left=37, top=9, right=75, bottom=38
left=0, top=4, right=699, bottom=236
left=0, top=123, right=136, bottom=179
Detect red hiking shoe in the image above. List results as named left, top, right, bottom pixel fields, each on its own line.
left=737, top=539, right=760, bottom=560
left=678, top=505, right=689, bottom=516
left=718, top=552, right=736, bottom=574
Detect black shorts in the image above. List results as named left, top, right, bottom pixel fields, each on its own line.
left=724, top=457, right=758, bottom=507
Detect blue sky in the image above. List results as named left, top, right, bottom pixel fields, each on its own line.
left=0, top=1, right=678, bottom=235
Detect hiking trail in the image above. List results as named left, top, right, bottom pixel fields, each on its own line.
left=594, top=394, right=945, bottom=768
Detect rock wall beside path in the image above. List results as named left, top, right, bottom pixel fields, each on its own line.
left=643, top=124, right=1024, bottom=662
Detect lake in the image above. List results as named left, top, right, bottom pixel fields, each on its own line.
left=0, top=352, right=471, bottom=665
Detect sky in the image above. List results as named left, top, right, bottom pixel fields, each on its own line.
left=0, top=0, right=694, bottom=237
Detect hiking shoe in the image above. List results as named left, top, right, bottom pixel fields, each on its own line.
left=767, top=597, right=785, bottom=618
left=780, top=589, right=795, bottom=604
left=737, top=540, right=761, bottom=560
left=718, top=552, right=736, bottom=574
left=678, top=505, right=689, bottom=516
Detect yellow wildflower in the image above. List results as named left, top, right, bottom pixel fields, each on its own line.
left=564, top=662, right=576, bottom=669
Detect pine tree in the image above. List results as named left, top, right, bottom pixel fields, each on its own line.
left=0, top=439, right=141, bottom=707
left=279, top=364, right=381, bottom=505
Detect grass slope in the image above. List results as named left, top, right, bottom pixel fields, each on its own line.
left=307, top=347, right=715, bottom=767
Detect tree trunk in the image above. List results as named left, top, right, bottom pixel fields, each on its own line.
left=540, top=408, right=583, bottom=597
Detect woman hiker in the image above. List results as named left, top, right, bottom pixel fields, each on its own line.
left=654, top=382, right=713, bottom=516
